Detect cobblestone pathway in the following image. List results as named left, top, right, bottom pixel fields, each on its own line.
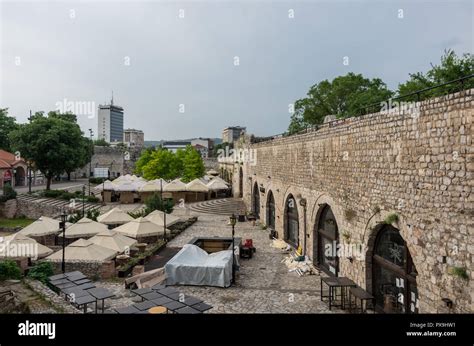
left=95, top=201, right=344, bottom=313
left=164, top=205, right=342, bottom=314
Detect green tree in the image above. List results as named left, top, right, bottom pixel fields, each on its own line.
left=288, top=73, right=393, bottom=133
left=0, top=108, right=18, bottom=152
left=142, top=149, right=179, bottom=180
left=397, top=50, right=474, bottom=101
left=93, top=138, right=110, bottom=147
left=134, top=147, right=154, bottom=176
left=144, top=193, right=173, bottom=214
left=10, top=114, right=89, bottom=190
left=181, top=145, right=205, bottom=182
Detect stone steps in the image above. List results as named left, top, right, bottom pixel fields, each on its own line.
left=188, top=198, right=246, bottom=216
left=17, top=195, right=100, bottom=214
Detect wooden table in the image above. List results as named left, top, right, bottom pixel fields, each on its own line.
left=348, top=287, right=375, bottom=313
left=320, top=277, right=357, bottom=310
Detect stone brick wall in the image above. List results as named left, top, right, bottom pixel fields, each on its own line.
left=48, top=260, right=116, bottom=279
left=228, top=89, right=473, bottom=313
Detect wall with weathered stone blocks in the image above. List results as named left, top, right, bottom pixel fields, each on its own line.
left=227, top=89, right=473, bottom=313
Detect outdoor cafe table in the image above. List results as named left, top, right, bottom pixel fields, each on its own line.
left=133, top=300, right=158, bottom=311
left=87, top=287, right=115, bottom=313
left=320, top=277, right=357, bottom=310
left=191, top=302, right=213, bottom=312
left=175, top=306, right=200, bottom=314
left=73, top=295, right=97, bottom=313
left=115, top=305, right=140, bottom=314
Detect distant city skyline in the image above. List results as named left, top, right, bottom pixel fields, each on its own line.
left=1, top=1, right=472, bottom=140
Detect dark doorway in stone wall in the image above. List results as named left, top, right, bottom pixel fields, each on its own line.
left=252, top=182, right=260, bottom=218
left=238, top=167, right=243, bottom=198
left=371, top=225, right=418, bottom=314
left=315, top=204, right=339, bottom=277
left=266, top=190, right=275, bottom=229
left=284, top=194, right=299, bottom=247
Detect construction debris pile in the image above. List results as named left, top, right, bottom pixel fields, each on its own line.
left=271, top=239, right=319, bottom=277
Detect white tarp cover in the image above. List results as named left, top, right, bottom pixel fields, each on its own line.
left=165, top=244, right=232, bottom=288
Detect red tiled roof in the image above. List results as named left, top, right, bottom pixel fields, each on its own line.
left=0, top=150, right=25, bottom=168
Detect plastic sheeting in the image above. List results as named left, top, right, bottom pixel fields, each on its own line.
left=165, top=244, right=233, bottom=288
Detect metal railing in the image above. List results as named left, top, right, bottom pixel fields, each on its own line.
left=252, top=74, right=474, bottom=144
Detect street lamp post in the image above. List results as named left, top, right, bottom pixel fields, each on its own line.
left=160, top=179, right=167, bottom=242
left=88, top=129, right=94, bottom=196
left=59, top=209, right=68, bottom=273
left=82, top=185, right=86, bottom=218
left=229, top=213, right=237, bottom=284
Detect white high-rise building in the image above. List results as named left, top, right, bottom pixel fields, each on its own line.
left=98, top=97, right=124, bottom=143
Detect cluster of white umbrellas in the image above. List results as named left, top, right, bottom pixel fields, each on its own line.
left=95, top=174, right=229, bottom=193
left=4, top=205, right=183, bottom=263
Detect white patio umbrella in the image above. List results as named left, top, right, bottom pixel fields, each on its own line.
left=97, top=207, right=134, bottom=225
left=0, top=233, right=53, bottom=259
left=45, top=238, right=117, bottom=262
left=207, top=179, right=229, bottom=191
left=163, top=179, right=186, bottom=192
left=113, top=217, right=169, bottom=239
left=18, top=216, right=60, bottom=237
left=186, top=178, right=210, bottom=192
left=58, top=217, right=109, bottom=239
left=145, top=210, right=182, bottom=227
left=89, top=230, right=137, bottom=253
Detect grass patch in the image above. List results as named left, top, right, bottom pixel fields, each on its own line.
left=0, top=217, right=34, bottom=228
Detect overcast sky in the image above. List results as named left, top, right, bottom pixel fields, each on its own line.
left=1, top=0, right=472, bottom=140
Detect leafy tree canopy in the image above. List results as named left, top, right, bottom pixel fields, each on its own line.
left=0, top=108, right=18, bottom=152
left=136, top=145, right=205, bottom=182
left=288, top=73, right=393, bottom=134
left=397, top=50, right=474, bottom=101
left=287, top=50, right=473, bottom=134
left=9, top=112, right=91, bottom=189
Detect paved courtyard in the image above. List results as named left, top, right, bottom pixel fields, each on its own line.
left=97, top=200, right=343, bottom=314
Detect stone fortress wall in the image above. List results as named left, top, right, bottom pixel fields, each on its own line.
left=222, top=89, right=473, bottom=313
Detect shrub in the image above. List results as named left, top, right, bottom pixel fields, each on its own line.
left=86, top=196, right=99, bottom=203
left=89, top=177, right=107, bottom=184
left=0, top=259, right=22, bottom=280
left=27, top=262, right=54, bottom=284
left=144, top=193, right=174, bottom=214
left=42, top=190, right=64, bottom=198
left=384, top=213, right=399, bottom=225
left=449, top=267, right=469, bottom=280
left=0, top=185, right=17, bottom=202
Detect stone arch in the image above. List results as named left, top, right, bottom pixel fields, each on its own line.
left=364, top=222, right=419, bottom=313
left=252, top=181, right=260, bottom=218
left=266, top=189, right=276, bottom=229
left=312, top=202, right=341, bottom=276
left=283, top=193, right=299, bottom=247
left=238, top=166, right=243, bottom=198
left=14, top=165, right=26, bottom=187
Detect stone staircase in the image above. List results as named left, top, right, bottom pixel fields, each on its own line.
left=188, top=198, right=246, bottom=216
left=17, top=194, right=101, bottom=214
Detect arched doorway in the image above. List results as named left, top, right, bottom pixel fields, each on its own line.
left=315, top=204, right=339, bottom=276
left=372, top=225, right=418, bottom=313
left=252, top=182, right=260, bottom=218
left=284, top=195, right=299, bottom=247
left=266, top=190, right=275, bottom=229
left=238, top=167, right=243, bottom=198
left=14, top=166, right=26, bottom=186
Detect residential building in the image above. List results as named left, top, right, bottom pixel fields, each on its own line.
left=124, top=129, right=144, bottom=148
left=191, top=138, right=214, bottom=151
left=98, top=99, right=124, bottom=143
left=192, top=144, right=208, bottom=158
left=0, top=150, right=27, bottom=188
left=162, top=141, right=191, bottom=153
left=222, top=126, right=246, bottom=144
